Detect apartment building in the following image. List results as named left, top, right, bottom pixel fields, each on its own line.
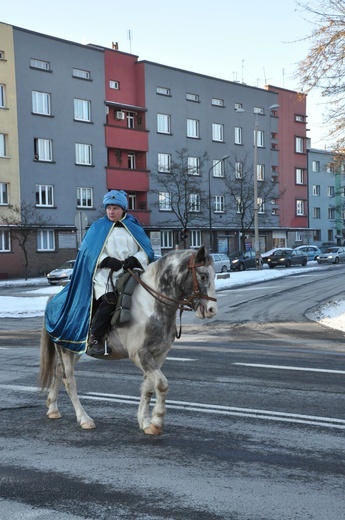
left=0, top=21, right=320, bottom=278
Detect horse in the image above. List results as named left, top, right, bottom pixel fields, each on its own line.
left=39, top=245, right=218, bottom=435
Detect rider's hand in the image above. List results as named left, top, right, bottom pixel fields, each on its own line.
left=99, top=257, right=123, bottom=271
left=123, top=256, right=141, bottom=271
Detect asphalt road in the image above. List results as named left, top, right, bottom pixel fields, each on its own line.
left=0, top=266, right=344, bottom=519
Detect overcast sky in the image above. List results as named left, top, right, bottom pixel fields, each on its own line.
left=2, top=0, right=330, bottom=148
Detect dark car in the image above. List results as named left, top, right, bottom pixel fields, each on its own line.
left=230, top=250, right=258, bottom=271
left=47, top=260, right=76, bottom=285
left=266, top=248, right=307, bottom=268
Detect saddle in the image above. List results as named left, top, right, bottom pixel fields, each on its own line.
left=111, top=269, right=141, bottom=327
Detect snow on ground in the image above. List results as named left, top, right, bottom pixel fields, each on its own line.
left=0, top=263, right=344, bottom=332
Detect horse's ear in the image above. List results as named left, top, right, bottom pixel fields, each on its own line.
left=194, top=245, right=207, bottom=264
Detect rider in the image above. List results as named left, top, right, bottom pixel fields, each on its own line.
left=45, top=190, right=154, bottom=357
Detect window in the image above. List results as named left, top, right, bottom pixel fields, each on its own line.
left=190, top=230, right=201, bottom=248
left=128, top=194, right=136, bottom=210
left=0, top=84, right=5, bottom=107
left=0, top=133, right=7, bottom=157
left=188, top=156, right=200, bottom=175
left=255, top=130, right=264, bottom=148
left=313, top=230, right=321, bottom=241
left=212, top=159, right=224, bottom=178
left=313, top=207, right=321, bottom=218
left=295, top=137, right=304, bottom=153
left=74, top=99, right=91, bottom=122
left=72, top=68, right=90, bottom=79
left=0, top=182, right=9, bottom=204
left=296, top=168, right=304, bottom=184
left=254, top=106, right=264, bottom=115
left=77, top=187, right=93, bottom=208
left=235, top=162, right=243, bottom=179
left=327, top=186, right=335, bottom=197
left=327, top=163, right=335, bottom=173
left=236, top=196, right=243, bottom=213
left=312, top=185, right=320, bottom=196
left=75, top=143, right=92, bottom=165
left=128, top=152, right=136, bottom=169
left=127, top=112, right=135, bottom=129
left=258, top=198, right=265, bottom=213
left=212, top=123, right=224, bottom=142
left=214, top=195, right=224, bottom=212
left=161, top=230, right=173, bottom=249
left=30, top=58, right=50, bottom=70
left=0, top=230, right=10, bottom=252
left=157, top=113, right=171, bottom=134
left=312, top=160, right=320, bottom=172
left=37, top=230, right=55, bottom=251
left=187, top=118, right=199, bottom=138
left=257, top=164, right=265, bottom=181
left=189, top=193, right=200, bottom=212
left=158, top=153, right=171, bottom=173
left=36, top=185, right=54, bottom=206
left=295, top=114, right=305, bottom=122
left=186, top=93, right=199, bottom=102
left=0, top=51, right=5, bottom=60
left=212, top=98, right=224, bottom=107
left=234, top=102, right=242, bottom=110
left=34, top=138, right=53, bottom=161
left=32, top=91, right=51, bottom=115
left=296, top=199, right=305, bottom=215
left=235, top=127, right=242, bottom=145
left=328, top=207, right=335, bottom=219
left=159, top=192, right=172, bottom=211
left=156, top=86, right=171, bottom=96
left=109, top=80, right=119, bottom=89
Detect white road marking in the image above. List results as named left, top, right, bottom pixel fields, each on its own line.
left=2, top=384, right=344, bottom=430
left=233, top=363, right=345, bottom=375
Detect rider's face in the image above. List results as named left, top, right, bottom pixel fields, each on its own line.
left=106, top=205, right=125, bottom=222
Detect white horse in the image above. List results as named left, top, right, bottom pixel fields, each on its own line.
left=39, top=246, right=217, bottom=435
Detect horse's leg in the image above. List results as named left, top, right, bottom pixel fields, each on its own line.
left=57, top=347, right=96, bottom=430
left=137, top=350, right=168, bottom=435
left=46, top=347, right=63, bottom=419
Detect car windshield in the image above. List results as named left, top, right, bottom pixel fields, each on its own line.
left=325, top=248, right=338, bottom=253
left=59, top=261, right=75, bottom=269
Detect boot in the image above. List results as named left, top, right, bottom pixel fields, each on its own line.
left=87, top=334, right=107, bottom=357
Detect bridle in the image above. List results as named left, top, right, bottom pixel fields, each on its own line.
left=128, top=253, right=217, bottom=337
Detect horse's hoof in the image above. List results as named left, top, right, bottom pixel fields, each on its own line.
left=47, top=411, right=62, bottom=419
left=81, top=420, right=96, bottom=430
left=144, top=424, right=162, bottom=435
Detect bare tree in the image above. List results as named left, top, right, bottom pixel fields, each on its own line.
left=296, top=0, right=345, bottom=146
left=0, top=202, right=51, bottom=279
left=223, top=152, right=284, bottom=250
left=150, top=148, right=209, bottom=247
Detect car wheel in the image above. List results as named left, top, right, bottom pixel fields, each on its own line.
left=302, top=259, right=307, bottom=266
left=285, top=260, right=291, bottom=267
left=334, top=257, right=339, bottom=264
left=238, top=263, right=245, bottom=271
left=221, top=265, right=228, bottom=273
left=269, top=264, right=275, bottom=268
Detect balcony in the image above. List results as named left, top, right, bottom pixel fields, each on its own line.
left=105, top=125, right=148, bottom=152
left=106, top=168, right=149, bottom=192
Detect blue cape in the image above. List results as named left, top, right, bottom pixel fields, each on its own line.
left=45, top=214, right=154, bottom=354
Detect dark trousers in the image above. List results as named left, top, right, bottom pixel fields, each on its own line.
left=90, top=292, right=117, bottom=338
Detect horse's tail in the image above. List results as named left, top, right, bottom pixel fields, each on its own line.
left=39, top=320, right=56, bottom=390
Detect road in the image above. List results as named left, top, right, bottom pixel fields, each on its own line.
left=0, top=266, right=344, bottom=519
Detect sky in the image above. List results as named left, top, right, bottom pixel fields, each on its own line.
left=0, top=265, right=344, bottom=332
left=1, top=0, right=332, bottom=148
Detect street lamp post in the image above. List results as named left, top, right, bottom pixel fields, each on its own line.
left=237, top=104, right=279, bottom=270
left=208, top=155, right=230, bottom=252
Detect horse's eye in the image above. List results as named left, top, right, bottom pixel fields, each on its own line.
left=200, top=274, right=207, bottom=282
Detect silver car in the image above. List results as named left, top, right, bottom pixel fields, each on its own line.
left=317, top=247, right=345, bottom=264
left=47, top=260, right=76, bottom=285
left=210, top=253, right=230, bottom=273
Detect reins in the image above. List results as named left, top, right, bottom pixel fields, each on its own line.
left=128, top=253, right=217, bottom=338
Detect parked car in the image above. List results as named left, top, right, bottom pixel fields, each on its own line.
left=230, top=250, right=258, bottom=271
left=294, top=245, right=321, bottom=261
left=261, top=248, right=282, bottom=264
left=266, top=248, right=308, bottom=268
left=317, top=246, right=345, bottom=264
left=47, top=260, right=76, bottom=285
left=210, top=253, right=230, bottom=273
